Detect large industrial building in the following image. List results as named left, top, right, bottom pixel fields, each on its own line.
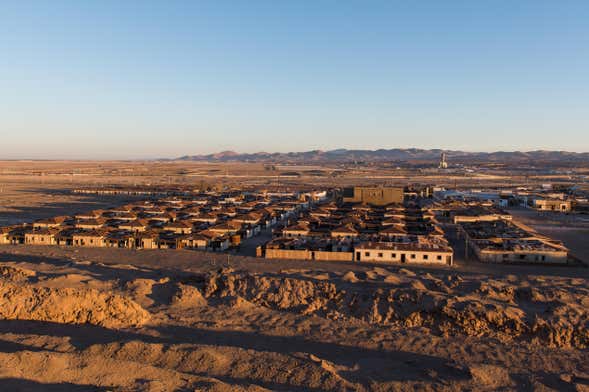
left=342, top=186, right=404, bottom=206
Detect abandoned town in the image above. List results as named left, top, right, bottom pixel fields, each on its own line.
left=1, top=181, right=581, bottom=267
left=0, top=154, right=588, bottom=391
left=2, top=1, right=589, bottom=391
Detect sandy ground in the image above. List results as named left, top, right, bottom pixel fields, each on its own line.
left=0, top=160, right=567, bottom=190
left=1, top=166, right=589, bottom=391
left=0, top=179, right=140, bottom=226
left=0, top=244, right=588, bottom=391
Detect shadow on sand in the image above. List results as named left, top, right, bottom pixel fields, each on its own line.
left=0, top=319, right=468, bottom=388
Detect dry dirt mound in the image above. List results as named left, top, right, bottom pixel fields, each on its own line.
left=0, top=281, right=150, bottom=328
left=0, top=265, right=37, bottom=282
left=469, top=364, right=514, bottom=388
left=342, top=271, right=359, bottom=283
left=200, top=270, right=589, bottom=348
left=89, top=340, right=355, bottom=391
left=125, top=278, right=208, bottom=309
left=171, top=283, right=208, bottom=308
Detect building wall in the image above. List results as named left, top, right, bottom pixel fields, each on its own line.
left=476, top=249, right=568, bottom=264
left=330, top=232, right=358, bottom=238
left=534, top=200, right=571, bottom=212
left=141, top=238, right=158, bottom=249
left=283, top=230, right=309, bottom=237
left=356, top=249, right=451, bottom=264
left=454, top=215, right=502, bottom=224
left=72, top=237, right=107, bottom=247
left=56, top=238, right=72, bottom=246
left=120, top=225, right=146, bottom=232
left=312, top=250, right=353, bottom=261
left=25, top=234, right=57, bottom=245
left=181, top=240, right=208, bottom=249
left=264, top=248, right=353, bottom=261
left=265, top=248, right=309, bottom=260
left=106, top=240, right=131, bottom=248
left=208, top=240, right=229, bottom=251
left=343, top=187, right=404, bottom=206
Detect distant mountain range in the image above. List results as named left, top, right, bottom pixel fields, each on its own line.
left=174, top=149, right=589, bottom=164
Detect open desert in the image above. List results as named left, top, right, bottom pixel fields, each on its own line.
left=0, top=245, right=588, bottom=391
left=1, top=164, right=589, bottom=391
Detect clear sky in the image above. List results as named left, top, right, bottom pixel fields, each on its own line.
left=1, top=1, right=588, bottom=159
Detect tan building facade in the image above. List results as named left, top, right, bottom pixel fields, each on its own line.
left=533, top=199, right=571, bottom=212
left=25, top=229, right=59, bottom=245
left=342, top=186, right=404, bottom=206
left=354, top=242, right=453, bottom=265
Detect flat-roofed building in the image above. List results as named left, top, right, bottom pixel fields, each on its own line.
left=75, top=210, right=104, bottom=220
left=208, top=222, right=241, bottom=236
left=7, top=227, right=26, bottom=244
left=533, top=198, right=572, bottom=212
left=164, top=220, right=193, bottom=234
left=25, top=228, right=60, bottom=245
left=76, top=218, right=108, bottom=230
left=470, top=238, right=568, bottom=264
left=104, top=230, right=135, bottom=248
left=330, top=225, right=359, bottom=238
left=181, top=234, right=209, bottom=249
left=137, top=231, right=159, bottom=249
left=72, top=230, right=107, bottom=247
left=0, top=227, right=12, bottom=244
left=282, top=223, right=310, bottom=238
left=114, top=212, right=138, bottom=221
left=198, top=230, right=230, bottom=251
left=342, top=186, right=404, bottom=206
left=452, top=206, right=512, bottom=223
left=459, top=220, right=570, bottom=264
left=33, top=216, right=69, bottom=229
left=354, top=240, right=453, bottom=265
left=119, top=219, right=149, bottom=233
left=192, top=213, right=218, bottom=224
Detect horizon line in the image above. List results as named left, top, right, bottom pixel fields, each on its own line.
left=1, top=147, right=588, bottom=162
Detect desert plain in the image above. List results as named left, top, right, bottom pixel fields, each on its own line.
left=0, top=160, right=588, bottom=391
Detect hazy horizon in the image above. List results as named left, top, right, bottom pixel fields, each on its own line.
left=2, top=1, right=588, bottom=159
left=1, top=147, right=588, bottom=162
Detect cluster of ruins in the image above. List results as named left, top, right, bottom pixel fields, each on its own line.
left=0, top=189, right=321, bottom=251
left=260, top=197, right=453, bottom=265
left=0, top=185, right=577, bottom=266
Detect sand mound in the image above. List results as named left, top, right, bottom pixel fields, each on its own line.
left=383, top=275, right=402, bottom=284
left=342, top=271, right=359, bottom=283
left=204, top=271, right=340, bottom=314
left=171, top=283, right=208, bottom=308
left=398, top=268, right=417, bottom=277
left=469, top=364, right=513, bottom=388
left=225, top=295, right=257, bottom=310
left=0, top=265, right=36, bottom=281
left=0, top=281, right=150, bottom=328
left=371, top=267, right=391, bottom=276
left=92, top=339, right=351, bottom=391
left=201, top=270, right=589, bottom=348
left=311, top=273, right=330, bottom=281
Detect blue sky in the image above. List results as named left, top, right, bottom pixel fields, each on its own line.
left=1, top=1, right=588, bottom=159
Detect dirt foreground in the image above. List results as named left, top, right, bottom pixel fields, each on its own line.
left=0, top=248, right=588, bottom=391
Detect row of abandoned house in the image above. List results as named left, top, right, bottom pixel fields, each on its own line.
left=0, top=190, right=313, bottom=251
